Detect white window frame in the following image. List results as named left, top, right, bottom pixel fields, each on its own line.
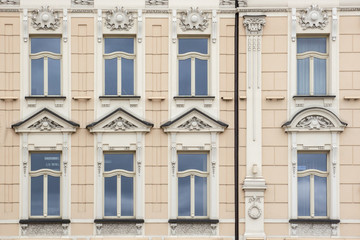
left=29, top=36, right=62, bottom=96
left=297, top=152, right=329, bottom=219
left=177, top=152, right=209, bottom=219
left=177, top=37, right=210, bottom=96
left=103, top=36, right=136, bottom=96
left=103, top=152, right=136, bottom=218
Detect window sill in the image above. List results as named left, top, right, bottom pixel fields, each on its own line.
left=292, top=95, right=336, bottom=108
left=99, top=96, right=140, bottom=107
left=293, top=95, right=336, bottom=99
left=25, top=96, right=66, bottom=108
left=94, top=218, right=144, bottom=224
left=289, top=218, right=340, bottom=224
left=168, top=219, right=219, bottom=224
left=19, top=218, right=71, bottom=224
left=173, top=96, right=215, bottom=108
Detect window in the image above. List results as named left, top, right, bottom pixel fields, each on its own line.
left=297, top=37, right=328, bottom=95
left=297, top=152, right=328, bottom=218
left=30, top=153, right=61, bottom=217
left=30, top=37, right=61, bottom=96
left=104, top=38, right=135, bottom=96
left=178, top=38, right=209, bottom=96
left=177, top=153, right=208, bottom=218
left=103, top=153, right=135, bottom=218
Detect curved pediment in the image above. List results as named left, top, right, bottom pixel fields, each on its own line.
left=161, top=108, right=228, bottom=133
left=12, top=108, right=79, bottom=133
left=86, top=108, right=153, bottom=133
left=282, top=107, right=347, bottom=132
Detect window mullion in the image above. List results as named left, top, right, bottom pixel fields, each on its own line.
left=117, top=57, right=122, bottom=95
left=43, top=174, right=48, bottom=217
left=117, top=175, right=121, bottom=217
left=191, top=57, right=195, bottom=96
left=190, top=175, right=195, bottom=217
left=44, top=57, right=48, bottom=96
left=310, top=174, right=314, bottom=217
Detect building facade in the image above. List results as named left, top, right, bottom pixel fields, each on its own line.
left=0, top=0, right=360, bottom=239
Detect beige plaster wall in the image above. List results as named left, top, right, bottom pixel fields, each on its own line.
left=0, top=12, right=20, bottom=236
left=70, top=17, right=95, bottom=232
left=144, top=18, right=169, bottom=234
left=261, top=16, right=289, bottom=232
left=338, top=15, right=360, bottom=237
left=218, top=17, right=246, bottom=235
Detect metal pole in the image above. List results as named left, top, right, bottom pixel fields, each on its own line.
left=234, top=1, right=239, bottom=240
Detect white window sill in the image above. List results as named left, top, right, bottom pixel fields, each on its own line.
left=99, top=95, right=140, bottom=107
left=25, top=96, right=66, bottom=108
left=174, top=96, right=215, bottom=108
left=293, top=95, right=336, bottom=107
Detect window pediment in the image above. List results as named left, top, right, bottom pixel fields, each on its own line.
left=282, top=107, right=347, bottom=132
left=12, top=108, right=79, bottom=133
left=161, top=108, right=228, bottom=133
left=86, top=108, right=153, bottom=133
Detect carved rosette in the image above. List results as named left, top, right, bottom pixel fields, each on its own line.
left=31, top=6, right=60, bottom=30
left=28, top=117, right=63, bottom=131
left=179, top=7, right=209, bottom=31
left=105, top=7, right=134, bottom=31
left=178, top=117, right=212, bottom=131
left=72, top=0, right=94, bottom=5
left=103, top=117, right=137, bottom=131
left=243, top=16, right=266, bottom=35
left=300, top=5, right=328, bottom=30
left=296, top=115, right=334, bottom=130
left=247, top=196, right=262, bottom=219
left=146, top=0, right=168, bottom=6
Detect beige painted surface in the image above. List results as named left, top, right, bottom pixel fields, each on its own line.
left=0, top=12, right=20, bottom=225
left=71, top=17, right=95, bottom=220
left=144, top=18, right=169, bottom=219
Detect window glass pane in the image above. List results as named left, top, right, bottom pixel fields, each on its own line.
left=178, top=176, right=191, bottom=216
left=297, top=153, right=327, bottom=171
left=314, top=176, right=327, bottom=216
left=105, top=58, right=117, bottom=95
left=314, top=58, right=326, bottom=95
left=104, top=176, right=117, bottom=216
left=105, top=38, right=134, bottom=54
left=31, top=58, right=44, bottom=95
left=195, top=176, right=207, bottom=216
left=31, top=176, right=43, bottom=216
left=104, top=153, right=133, bottom=172
left=297, top=38, right=326, bottom=54
left=179, top=39, right=208, bottom=54
left=297, top=58, right=310, bottom=95
left=48, top=176, right=60, bottom=216
left=178, top=153, right=207, bottom=172
left=121, top=176, right=134, bottom=216
left=195, top=59, right=208, bottom=96
left=179, top=59, right=191, bottom=95
left=121, top=58, right=134, bottom=95
left=48, top=58, right=61, bottom=95
left=297, top=176, right=310, bottom=216
left=31, top=153, right=61, bottom=171
left=31, top=38, right=61, bottom=54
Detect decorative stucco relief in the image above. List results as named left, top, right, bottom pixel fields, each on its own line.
left=72, top=0, right=94, bottom=5
left=179, top=7, right=209, bottom=31
left=103, top=117, right=138, bottom=131
left=0, top=0, right=19, bottom=5
left=21, top=223, right=68, bottom=236
left=177, top=116, right=212, bottom=130
left=28, top=117, right=63, bottom=131
left=300, top=5, right=328, bottom=30
left=248, top=196, right=262, bottom=219
left=171, top=223, right=216, bottom=236
left=293, top=223, right=333, bottom=236
left=145, top=0, right=168, bottom=6
left=296, top=115, right=334, bottom=130
left=31, top=6, right=60, bottom=30
left=219, top=0, right=247, bottom=7
left=243, top=16, right=266, bottom=35
left=95, top=223, right=141, bottom=235
left=105, top=7, right=134, bottom=31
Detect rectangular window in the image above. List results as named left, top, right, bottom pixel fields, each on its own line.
left=103, top=153, right=135, bottom=218
left=297, top=152, right=328, bottom=218
left=104, top=38, right=135, bottom=96
left=297, top=37, right=328, bottom=95
left=177, top=153, right=208, bottom=218
left=30, top=37, right=61, bottom=96
left=30, top=153, right=61, bottom=217
left=178, top=38, right=209, bottom=96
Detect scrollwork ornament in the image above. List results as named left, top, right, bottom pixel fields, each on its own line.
left=296, top=115, right=334, bottom=130
left=105, top=7, right=134, bottom=31
left=0, top=0, right=19, bottom=5
left=31, top=6, right=60, bottom=30
left=72, top=0, right=94, bottom=5
left=248, top=196, right=262, bottom=219
left=243, top=16, right=266, bottom=35
left=179, top=7, right=209, bottom=31
left=300, top=5, right=328, bottom=30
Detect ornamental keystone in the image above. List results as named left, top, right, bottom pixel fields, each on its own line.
left=31, top=6, right=60, bottom=30
left=105, top=7, right=134, bottom=31
left=300, top=5, right=328, bottom=30
left=179, top=7, right=209, bottom=31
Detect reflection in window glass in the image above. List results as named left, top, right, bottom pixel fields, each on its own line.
left=178, top=176, right=191, bottom=216
left=121, top=58, right=134, bottom=95
left=178, top=154, right=207, bottom=172
left=195, top=176, right=207, bottom=216
left=48, top=176, right=60, bottom=216
left=121, top=176, right=134, bottom=216
left=31, top=38, right=61, bottom=54
left=31, top=58, right=44, bottom=95
left=31, top=176, right=43, bottom=216
left=48, top=58, right=61, bottom=95
left=179, top=59, right=191, bottom=96
left=105, top=58, right=117, bottom=95
left=297, top=176, right=310, bottom=216
left=179, top=39, right=208, bottom=54
left=105, top=38, right=134, bottom=54
left=104, top=176, right=117, bottom=216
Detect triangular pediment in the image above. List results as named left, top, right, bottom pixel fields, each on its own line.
left=282, top=107, right=347, bottom=132
left=86, top=108, right=153, bottom=133
left=12, top=108, right=79, bottom=133
left=161, top=108, right=228, bottom=133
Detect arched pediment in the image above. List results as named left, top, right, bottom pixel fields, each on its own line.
left=282, top=107, right=347, bottom=132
